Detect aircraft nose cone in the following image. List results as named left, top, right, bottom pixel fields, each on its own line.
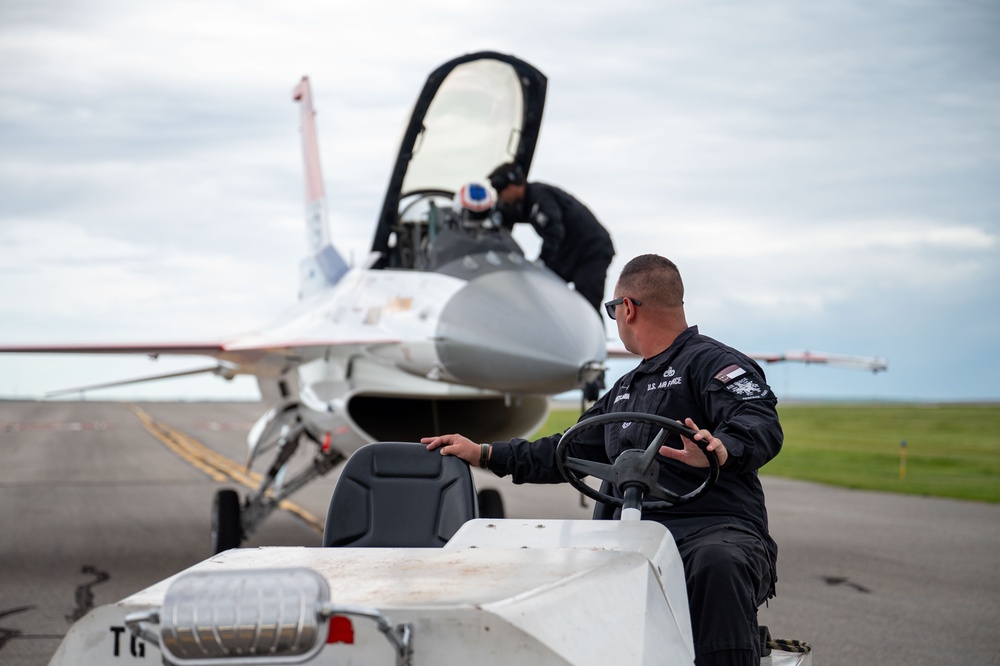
left=436, top=268, right=607, bottom=393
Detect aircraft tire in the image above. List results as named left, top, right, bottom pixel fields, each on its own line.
left=211, top=488, right=242, bottom=554
left=477, top=488, right=505, bottom=519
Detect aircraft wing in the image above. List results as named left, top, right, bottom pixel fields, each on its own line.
left=41, top=362, right=238, bottom=397
left=0, top=337, right=402, bottom=395
left=0, top=342, right=230, bottom=357
left=606, top=345, right=887, bottom=373
left=748, top=351, right=888, bottom=373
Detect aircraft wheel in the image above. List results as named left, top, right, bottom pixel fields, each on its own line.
left=211, top=488, right=242, bottom=554
left=477, top=488, right=505, bottom=519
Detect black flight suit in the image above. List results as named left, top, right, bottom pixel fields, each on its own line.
left=496, top=182, right=614, bottom=311
left=486, top=326, right=781, bottom=665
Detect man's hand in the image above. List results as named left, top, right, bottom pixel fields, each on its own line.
left=421, top=433, right=480, bottom=466
left=657, top=417, right=728, bottom=468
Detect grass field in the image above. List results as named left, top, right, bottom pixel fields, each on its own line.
left=533, top=403, right=1000, bottom=503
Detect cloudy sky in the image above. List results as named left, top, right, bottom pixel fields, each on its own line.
left=1, top=0, right=997, bottom=402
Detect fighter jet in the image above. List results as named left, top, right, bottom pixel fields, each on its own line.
left=0, top=51, right=609, bottom=551
left=1, top=51, right=888, bottom=554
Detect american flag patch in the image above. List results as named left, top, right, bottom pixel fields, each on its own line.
left=714, top=364, right=746, bottom=384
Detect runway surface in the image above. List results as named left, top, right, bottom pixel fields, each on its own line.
left=1, top=400, right=997, bottom=665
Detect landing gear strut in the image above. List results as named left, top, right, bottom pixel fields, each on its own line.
left=209, top=422, right=345, bottom=555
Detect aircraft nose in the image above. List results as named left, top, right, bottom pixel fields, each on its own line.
left=435, top=268, right=607, bottom=393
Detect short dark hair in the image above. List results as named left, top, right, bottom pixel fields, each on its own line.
left=488, top=162, right=526, bottom=192
left=617, top=254, right=684, bottom=308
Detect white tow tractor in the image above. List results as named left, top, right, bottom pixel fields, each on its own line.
left=48, top=413, right=811, bottom=666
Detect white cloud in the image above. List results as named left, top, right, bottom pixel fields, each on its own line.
left=0, top=0, right=998, bottom=401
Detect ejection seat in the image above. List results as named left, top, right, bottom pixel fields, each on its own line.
left=323, top=442, right=483, bottom=548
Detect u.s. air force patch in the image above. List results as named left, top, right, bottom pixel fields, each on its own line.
left=715, top=364, right=768, bottom=400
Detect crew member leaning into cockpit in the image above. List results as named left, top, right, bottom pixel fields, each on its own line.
left=488, top=162, right=615, bottom=313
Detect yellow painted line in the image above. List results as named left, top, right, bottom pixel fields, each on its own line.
left=130, top=406, right=323, bottom=533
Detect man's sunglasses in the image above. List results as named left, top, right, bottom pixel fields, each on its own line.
left=603, top=297, right=642, bottom=320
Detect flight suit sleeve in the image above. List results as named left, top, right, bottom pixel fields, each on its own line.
left=488, top=397, right=610, bottom=484
left=701, top=362, right=783, bottom=474
left=494, top=201, right=522, bottom=231
left=528, top=187, right=567, bottom=267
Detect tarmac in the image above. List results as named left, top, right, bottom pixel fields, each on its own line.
left=1, top=400, right=997, bottom=665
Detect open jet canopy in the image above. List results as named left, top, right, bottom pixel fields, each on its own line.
left=372, top=51, right=547, bottom=267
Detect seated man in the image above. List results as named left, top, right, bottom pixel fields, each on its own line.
left=423, top=254, right=781, bottom=666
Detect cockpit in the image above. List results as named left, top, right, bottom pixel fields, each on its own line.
left=385, top=189, right=524, bottom=272
left=370, top=51, right=547, bottom=272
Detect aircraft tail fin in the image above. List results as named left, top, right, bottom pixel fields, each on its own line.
left=293, top=76, right=348, bottom=299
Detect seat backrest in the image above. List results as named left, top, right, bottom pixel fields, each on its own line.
left=323, top=442, right=477, bottom=548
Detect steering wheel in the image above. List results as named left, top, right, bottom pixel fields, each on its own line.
left=556, top=412, right=720, bottom=510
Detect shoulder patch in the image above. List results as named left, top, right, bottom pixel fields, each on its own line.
left=725, top=377, right=767, bottom=400
left=714, top=364, right=746, bottom=384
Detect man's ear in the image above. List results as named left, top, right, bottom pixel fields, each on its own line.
left=624, top=297, right=639, bottom=322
